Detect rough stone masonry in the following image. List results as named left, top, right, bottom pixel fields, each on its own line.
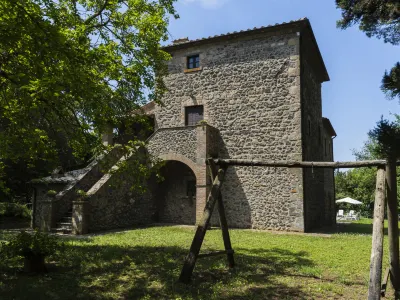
left=32, top=18, right=336, bottom=234
left=144, top=18, right=336, bottom=232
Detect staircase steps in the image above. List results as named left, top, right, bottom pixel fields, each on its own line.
left=51, top=209, right=73, bottom=234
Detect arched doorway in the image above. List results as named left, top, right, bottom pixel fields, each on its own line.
left=155, top=160, right=197, bottom=225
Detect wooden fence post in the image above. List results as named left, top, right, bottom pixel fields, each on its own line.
left=368, top=166, right=386, bottom=300
left=386, top=158, right=400, bottom=296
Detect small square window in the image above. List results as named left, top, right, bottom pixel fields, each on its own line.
left=185, top=105, right=204, bottom=126
left=187, top=55, right=200, bottom=69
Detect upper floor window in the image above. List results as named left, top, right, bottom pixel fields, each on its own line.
left=187, top=55, right=200, bottom=69
left=185, top=105, right=203, bottom=126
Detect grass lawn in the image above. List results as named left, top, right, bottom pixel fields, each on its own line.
left=0, top=219, right=398, bottom=299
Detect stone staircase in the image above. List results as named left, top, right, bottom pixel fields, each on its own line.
left=52, top=209, right=73, bottom=234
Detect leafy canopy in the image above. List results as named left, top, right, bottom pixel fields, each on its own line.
left=336, top=0, right=400, bottom=100
left=0, top=0, right=177, bottom=166
left=336, top=116, right=400, bottom=216
left=368, top=116, right=400, bottom=159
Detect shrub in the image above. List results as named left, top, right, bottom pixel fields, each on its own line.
left=0, top=202, right=31, bottom=219
left=76, top=189, right=88, bottom=198
left=1, top=231, right=63, bottom=273
left=47, top=190, right=57, bottom=196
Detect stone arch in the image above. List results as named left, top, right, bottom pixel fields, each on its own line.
left=155, top=156, right=199, bottom=225
left=158, top=153, right=201, bottom=180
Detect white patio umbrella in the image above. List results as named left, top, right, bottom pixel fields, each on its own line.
left=335, top=197, right=363, bottom=205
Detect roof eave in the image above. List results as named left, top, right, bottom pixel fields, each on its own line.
left=302, top=20, right=330, bottom=82
left=162, top=19, right=309, bottom=51
left=322, top=117, right=337, bottom=137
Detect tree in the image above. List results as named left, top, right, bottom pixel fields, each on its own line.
left=336, top=116, right=400, bottom=216
left=336, top=0, right=400, bottom=100
left=0, top=0, right=177, bottom=197
left=368, top=116, right=400, bottom=159
left=335, top=168, right=376, bottom=217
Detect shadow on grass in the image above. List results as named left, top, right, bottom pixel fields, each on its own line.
left=0, top=242, right=316, bottom=299
left=0, top=217, right=30, bottom=230
left=312, top=221, right=395, bottom=235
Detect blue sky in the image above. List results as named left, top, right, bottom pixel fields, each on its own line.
left=166, top=0, right=399, bottom=161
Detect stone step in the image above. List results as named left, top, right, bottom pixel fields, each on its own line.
left=61, top=217, right=72, bottom=222
left=57, top=222, right=72, bottom=227
left=51, top=228, right=72, bottom=234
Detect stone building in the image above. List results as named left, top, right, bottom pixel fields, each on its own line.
left=32, top=18, right=337, bottom=234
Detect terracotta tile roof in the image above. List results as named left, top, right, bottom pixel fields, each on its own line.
left=164, top=17, right=308, bottom=48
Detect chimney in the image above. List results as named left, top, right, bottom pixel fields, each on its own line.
left=172, top=37, right=189, bottom=45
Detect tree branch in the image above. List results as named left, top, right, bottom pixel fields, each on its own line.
left=84, top=0, right=109, bottom=25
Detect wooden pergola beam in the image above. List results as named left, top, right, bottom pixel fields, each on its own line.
left=213, top=159, right=400, bottom=169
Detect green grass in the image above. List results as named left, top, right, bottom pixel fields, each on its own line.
left=0, top=220, right=397, bottom=299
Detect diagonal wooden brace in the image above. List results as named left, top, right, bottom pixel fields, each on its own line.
left=178, top=161, right=231, bottom=284
left=208, top=159, right=235, bottom=269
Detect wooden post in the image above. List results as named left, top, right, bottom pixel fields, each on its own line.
left=217, top=193, right=235, bottom=268
left=368, top=166, right=386, bottom=300
left=179, top=167, right=227, bottom=284
left=207, top=159, right=235, bottom=268
left=386, top=158, right=400, bottom=296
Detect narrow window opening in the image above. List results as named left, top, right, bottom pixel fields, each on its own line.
left=308, top=119, right=311, bottom=136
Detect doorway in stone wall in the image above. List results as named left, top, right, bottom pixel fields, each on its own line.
left=155, top=160, right=197, bottom=225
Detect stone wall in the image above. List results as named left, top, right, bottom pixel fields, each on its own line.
left=147, top=126, right=198, bottom=163
left=323, top=127, right=335, bottom=226
left=158, top=31, right=305, bottom=231
left=301, top=40, right=336, bottom=230
left=33, top=182, right=67, bottom=230
left=86, top=162, right=156, bottom=232
left=32, top=147, right=124, bottom=231
left=301, top=56, right=325, bottom=231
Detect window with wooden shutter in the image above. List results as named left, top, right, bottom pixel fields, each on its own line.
left=185, top=105, right=204, bottom=126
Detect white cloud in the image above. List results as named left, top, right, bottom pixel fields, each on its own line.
left=181, top=0, right=229, bottom=9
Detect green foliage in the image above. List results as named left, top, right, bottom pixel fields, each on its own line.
left=108, top=140, right=165, bottom=194
left=46, top=190, right=57, bottom=196
left=335, top=169, right=376, bottom=217
left=75, top=189, right=88, bottom=198
left=382, top=62, right=400, bottom=100
left=338, top=116, right=400, bottom=217
left=0, top=202, right=31, bottom=219
left=336, top=0, right=399, bottom=45
left=336, top=0, right=399, bottom=100
left=0, top=0, right=177, bottom=194
left=1, top=231, right=62, bottom=259
left=0, top=225, right=394, bottom=299
left=368, top=117, right=400, bottom=159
